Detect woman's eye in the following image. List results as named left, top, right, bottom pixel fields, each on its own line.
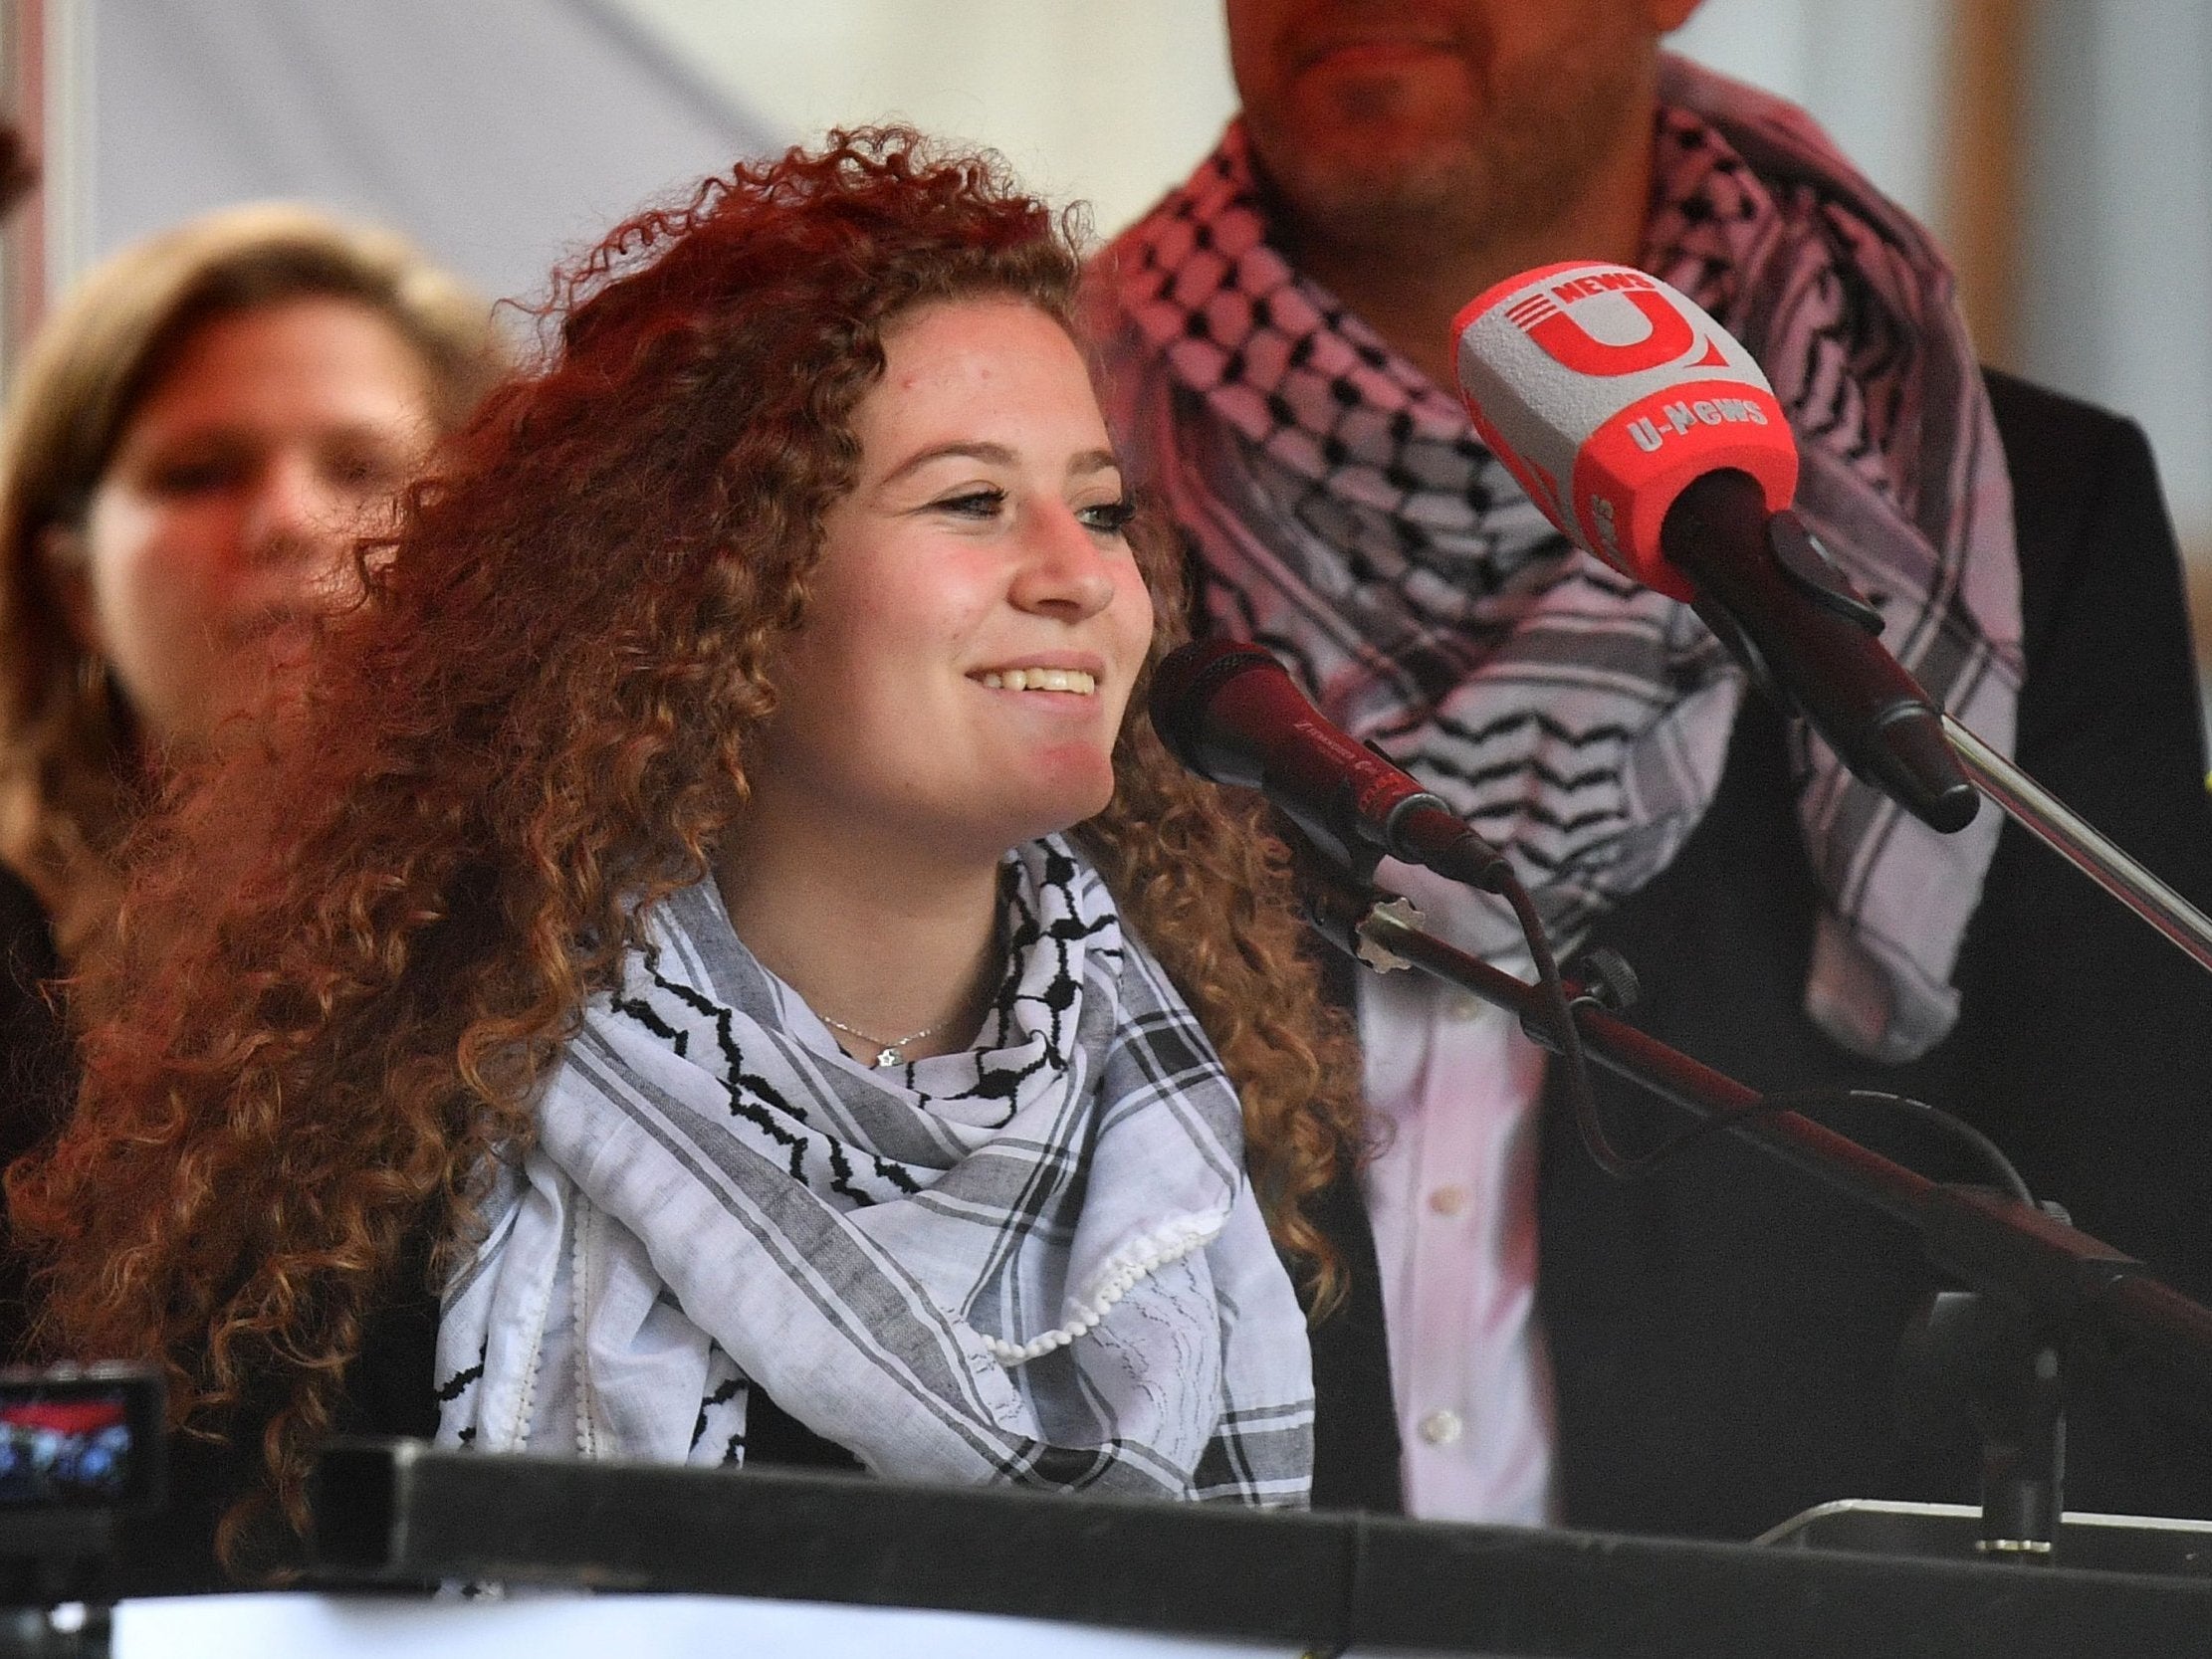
left=1078, top=498, right=1136, bottom=534
left=933, top=488, right=1005, bottom=519
left=148, top=456, right=245, bottom=496
left=323, top=448, right=405, bottom=495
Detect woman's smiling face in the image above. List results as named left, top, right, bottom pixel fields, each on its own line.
left=749, top=296, right=1154, bottom=867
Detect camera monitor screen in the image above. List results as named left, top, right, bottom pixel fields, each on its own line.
left=0, top=1367, right=163, bottom=1512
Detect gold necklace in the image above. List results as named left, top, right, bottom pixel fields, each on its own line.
left=817, top=1011, right=948, bottom=1069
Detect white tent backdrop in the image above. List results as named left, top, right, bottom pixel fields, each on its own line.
left=71, top=0, right=780, bottom=311
left=612, top=0, right=1235, bottom=245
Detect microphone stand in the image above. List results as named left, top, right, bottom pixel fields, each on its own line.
left=1664, top=468, right=2212, bottom=970
left=1299, top=859, right=2212, bottom=1562
left=1940, top=716, right=2212, bottom=974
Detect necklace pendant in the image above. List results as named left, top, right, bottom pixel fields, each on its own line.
left=872, top=1045, right=904, bottom=1069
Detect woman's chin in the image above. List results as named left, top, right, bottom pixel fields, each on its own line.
left=979, top=764, right=1119, bottom=852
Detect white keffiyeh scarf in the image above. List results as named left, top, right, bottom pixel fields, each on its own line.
left=433, top=838, right=1314, bottom=1505
left=1099, top=56, right=2023, bottom=1062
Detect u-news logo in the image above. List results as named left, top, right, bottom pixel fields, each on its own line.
left=1506, top=270, right=1726, bottom=379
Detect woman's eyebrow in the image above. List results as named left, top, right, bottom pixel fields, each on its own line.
left=878, top=440, right=1016, bottom=486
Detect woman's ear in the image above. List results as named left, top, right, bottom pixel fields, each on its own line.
left=36, top=522, right=104, bottom=655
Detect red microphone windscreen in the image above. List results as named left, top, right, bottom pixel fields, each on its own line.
left=1452, top=262, right=1796, bottom=600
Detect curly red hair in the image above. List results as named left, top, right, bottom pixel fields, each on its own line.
left=8, top=130, right=1364, bottom=1559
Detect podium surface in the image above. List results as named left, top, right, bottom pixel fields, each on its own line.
left=280, top=1440, right=2212, bottom=1658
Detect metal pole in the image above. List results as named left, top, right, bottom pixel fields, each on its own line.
left=1942, top=716, right=2212, bottom=975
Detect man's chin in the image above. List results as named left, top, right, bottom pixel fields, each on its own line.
left=1257, top=127, right=1485, bottom=246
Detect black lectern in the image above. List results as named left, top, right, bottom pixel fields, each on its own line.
left=310, top=1439, right=2212, bottom=1658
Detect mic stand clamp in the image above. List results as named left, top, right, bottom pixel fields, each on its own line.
left=1350, top=897, right=1425, bottom=974
left=1289, top=826, right=1389, bottom=965
left=1897, top=1288, right=2066, bottom=1562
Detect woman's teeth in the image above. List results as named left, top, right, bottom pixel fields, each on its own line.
left=980, top=668, right=1096, bottom=695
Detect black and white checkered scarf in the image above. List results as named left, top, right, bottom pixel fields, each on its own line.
left=434, top=837, right=1314, bottom=1505
left=1099, top=56, right=2022, bottom=1062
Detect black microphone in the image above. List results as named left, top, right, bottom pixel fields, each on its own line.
left=1659, top=468, right=1975, bottom=833
left=1148, top=638, right=1512, bottom=894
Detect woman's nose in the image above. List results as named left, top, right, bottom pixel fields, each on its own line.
left=1008, top=505, right=1117, bottom=622
left=242, top=452, right=350, bottom=566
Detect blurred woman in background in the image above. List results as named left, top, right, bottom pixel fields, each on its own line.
left=0, top=204, right=503, bottom=1272
left=10, top=132, right=1370, bottom=1587
left=0, top=203, right=503, bottom=966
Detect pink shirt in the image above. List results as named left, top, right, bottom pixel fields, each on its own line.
left=1356, top=873, right=1558, bottom=1525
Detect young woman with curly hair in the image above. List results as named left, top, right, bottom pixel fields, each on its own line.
left=9, top=131, right=1375, bottom=1586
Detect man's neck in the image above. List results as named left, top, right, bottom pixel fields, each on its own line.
left=1278, top=128, right=1659, bottom=394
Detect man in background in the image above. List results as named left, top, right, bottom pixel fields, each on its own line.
left=1100, top=0, right=2212, bottom=1538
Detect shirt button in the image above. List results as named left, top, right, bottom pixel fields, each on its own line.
left=1420, top=1408, right=1463, bottom=1447
left=1427, top=1185, right=1468, bottom=1217
left=1442, top=989, right=1486, bottom=1022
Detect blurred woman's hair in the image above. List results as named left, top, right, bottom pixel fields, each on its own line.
left=10, top=130, right=1364, bottom=1558
left=0, top=203, right=505, bottom=954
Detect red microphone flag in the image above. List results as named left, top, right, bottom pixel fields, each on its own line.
left=1452, top=261, right=1796, bottom=603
